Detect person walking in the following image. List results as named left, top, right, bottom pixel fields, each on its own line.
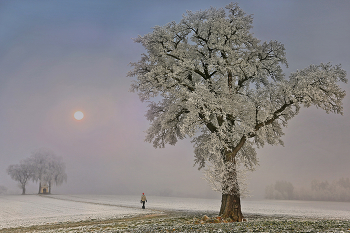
left=140, top=193, right=147, bottom=209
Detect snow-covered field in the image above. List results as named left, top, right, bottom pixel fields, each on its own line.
left=243, top=199, right=350, bottom=220
left=1, top=194, right=350, bottom=230
left=0, top=195, right=152, bottom=229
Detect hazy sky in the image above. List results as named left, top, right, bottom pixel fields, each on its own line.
left=0, top=0, right=349, bottom=198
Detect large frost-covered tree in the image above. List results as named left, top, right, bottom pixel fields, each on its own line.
left=128, top=3, right=347, bottom=221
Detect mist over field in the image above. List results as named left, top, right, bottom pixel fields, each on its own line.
left=266, top=178, right=350, bottom=202
left=0, top=0, right=349, bottom=199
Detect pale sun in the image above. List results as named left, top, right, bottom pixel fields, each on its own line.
left=74, top=111, right=84, bottom=120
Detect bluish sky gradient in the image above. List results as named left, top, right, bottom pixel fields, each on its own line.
left=0, top=0, right=349, bottom=198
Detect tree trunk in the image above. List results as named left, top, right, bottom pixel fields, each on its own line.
left=38, top=181, right=41, bottom=194
left=49, top=181, right=51, bottom=194
left=219, top=193, right=243, bottom=221
left=219, top=151, right=244, bottom=222
left=21, top=185, right=26, bottom=195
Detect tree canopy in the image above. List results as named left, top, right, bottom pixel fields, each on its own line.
left=30, top=148, right=67, bottom=194
left=7, top=158, right=34, bottom=195
left=128, top=2, right=347, bottom=220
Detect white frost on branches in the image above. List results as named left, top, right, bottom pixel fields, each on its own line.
left=128, top=3, right=347, bottom=196
left=203, top=160, right=251, bottom=197
left=7, top=148, right=67, bottom=194
left=30, top=148, right=67, bottom=194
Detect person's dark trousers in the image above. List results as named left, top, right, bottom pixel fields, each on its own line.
left=142, top=201, right=145, bottom=209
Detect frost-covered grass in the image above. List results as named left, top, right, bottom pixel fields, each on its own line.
left=2, top=212, right=350, bottom=232
left=100, top=214, right=350, bottom=233
left=1, top=195, right=350, bottom=232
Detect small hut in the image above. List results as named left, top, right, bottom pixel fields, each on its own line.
left=40, top=183, right=49, bottom=194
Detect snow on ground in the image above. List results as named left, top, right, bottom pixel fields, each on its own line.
left=49, top=194, right=221, bottom=212
left=0, top=195, right=153, bottom=229
left=242, top=199, right=350, bottom=220
left=1, top=194, right=350, bottom=230
left=47, top=195, right=350, bottom=220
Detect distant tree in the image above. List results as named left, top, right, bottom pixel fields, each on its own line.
left=265, top=180, right=294, bottom=200
left=7, top=158, right=34, bottom=195
left=0, top=185, right=7, bottom=195
left=336, top=177, right=350, bottom=189
left=129, top=3, right=347, bottom=221
left=267, top=178, right=350, bottom=202
left=264, top=184, right=274, bottom=199
left=275, top=180, right=294, bottom=199
left=43, top=154, right=67, bottom=194
left=334, top=178, right=350, bottom=202
left=311, top=180, right=330, bottom=192
left=30, top=148, right=67, bottom=194
left=30, top=148, right=52, bottom=194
